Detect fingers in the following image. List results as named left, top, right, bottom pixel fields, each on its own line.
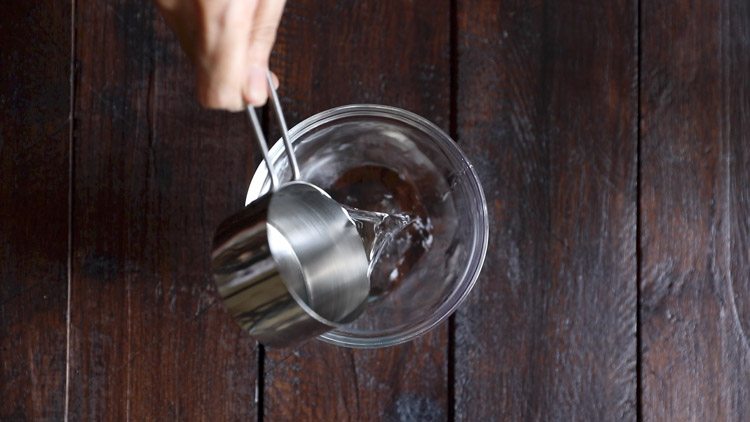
left=184, top=0, right=285, bottom=110
left=196, top=0, right=258, bottom=111
left=243, top=0, right=286, bottom=106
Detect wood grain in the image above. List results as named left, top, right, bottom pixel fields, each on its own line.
left=263, top=1, right=451, bottom=420
left=67, top=0, right=259, bottom=418
left=5, top=0, right=750, bottom=419
left=0, top=1, right=71, bottom=420
left=640, top=0, right=750, bottom=420
left=454, top=0, right=638, bottom=419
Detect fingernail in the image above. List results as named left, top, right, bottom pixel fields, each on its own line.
left=248, top=66, right=267, bottom=106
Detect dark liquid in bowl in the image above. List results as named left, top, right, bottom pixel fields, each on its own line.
left=326, top=165, right=433, bottom=300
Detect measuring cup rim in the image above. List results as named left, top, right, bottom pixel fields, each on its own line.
left=265, top=181, right=367, bottom=329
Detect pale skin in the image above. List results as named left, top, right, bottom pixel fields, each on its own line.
left=154, top=0, right=286, bottom=110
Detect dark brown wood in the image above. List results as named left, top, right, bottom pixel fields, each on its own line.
left=454, top=0, right=638, bottom=419
left=0, top=1, right=71, bottom=420
left=6, top=0, right=750, bottom=418
left=640, top=0, right=750, bottom=420
left=66, top=0, right=259, bottom=418
left=263, top=0, right=451, bottom=420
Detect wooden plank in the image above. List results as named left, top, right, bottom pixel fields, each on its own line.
left=640, top=0, right=750, bottom=419
left=0, top=1, right=71, bottom=419
left=264, top=1, right=451, bottom=419
left=454, top=0, right=638, bottom=419
left=67, top=1, right=258, bottom=418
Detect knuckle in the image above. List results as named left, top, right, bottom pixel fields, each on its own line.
left=198, top=84, right=242, bottom=110
left=250, top=24, right=278, bottom=46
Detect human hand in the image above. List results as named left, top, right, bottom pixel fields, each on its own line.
left=154, top=0, right=286, bottom=110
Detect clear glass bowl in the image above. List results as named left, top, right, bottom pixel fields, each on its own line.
left=247, top=105, right=488, bottom=348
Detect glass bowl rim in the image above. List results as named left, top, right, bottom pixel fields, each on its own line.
left=246, top=104, right=489, bottom=348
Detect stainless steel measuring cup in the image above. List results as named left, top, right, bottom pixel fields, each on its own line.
left=211, top=73, right=370, bottom=348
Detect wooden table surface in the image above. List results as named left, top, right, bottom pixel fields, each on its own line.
left=2, top=0, right=749, bottom=420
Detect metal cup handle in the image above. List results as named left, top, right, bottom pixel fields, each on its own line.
left=246, top=70, right=301, bottom=191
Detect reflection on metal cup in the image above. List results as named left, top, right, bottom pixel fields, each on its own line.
left=211, top=181, right=370, bottom=348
